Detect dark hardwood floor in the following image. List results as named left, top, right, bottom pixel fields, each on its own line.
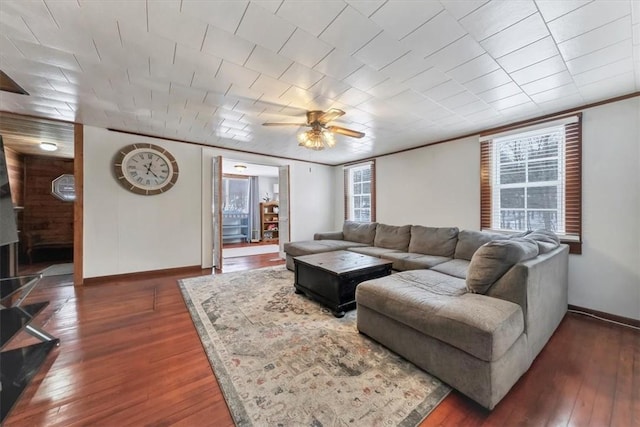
left=4, top=256, right=638, bottom=426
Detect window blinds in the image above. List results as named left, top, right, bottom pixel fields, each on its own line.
left=480, top=113, right=582, bottom=253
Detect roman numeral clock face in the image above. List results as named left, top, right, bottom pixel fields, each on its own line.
left=113, top=144, right=179, bottom=195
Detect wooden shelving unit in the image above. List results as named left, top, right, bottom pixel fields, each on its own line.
left=260, top=202, right=279, bottom=243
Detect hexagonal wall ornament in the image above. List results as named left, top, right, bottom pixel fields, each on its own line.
left=51, top=174, right=75, bottom=202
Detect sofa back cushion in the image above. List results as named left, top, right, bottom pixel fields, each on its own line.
left=526, top=229, right=560, bottom=253
left=408, top=226, right=459, bottom=257
left=343, top=221, right=377, bottom=245
left=454, top=230, right=507, bottom=260
left=467, top=238, right=539, bottom=294
left=374, top=224, right=412, bottom=251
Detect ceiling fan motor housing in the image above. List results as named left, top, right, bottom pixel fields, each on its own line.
left=306, top=110, right=325, bottom=124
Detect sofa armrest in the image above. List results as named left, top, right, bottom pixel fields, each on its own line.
left=487, top=244, right=569, bottom=358
left=314, top=231, right=344, bottom=240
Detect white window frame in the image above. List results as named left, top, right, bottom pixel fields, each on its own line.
left=344, top=161, right=375, bottom=223
left=491, top=125, right=566, bottom=233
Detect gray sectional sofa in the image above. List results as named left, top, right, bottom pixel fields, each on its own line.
left=284, top=221, right=569, bottom=410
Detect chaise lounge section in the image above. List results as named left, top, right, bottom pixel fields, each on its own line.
left=283, top=221, right=377, bottom=271
left=284, top=222, right=569, bottom=409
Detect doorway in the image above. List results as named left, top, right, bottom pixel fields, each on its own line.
left=0, top=113, right=76, bottom=283
left=212, top=157, right=289, bottom=270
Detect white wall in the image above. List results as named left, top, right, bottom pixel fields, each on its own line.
left=258, top=176, right=278, bottom=202
left=332, top=166, right=344, bottom=228
left=83, top=126, right=202, bottom=277
left=333, top=97, right=640, bottom=320
left=333, top=137, right=480, bottom=229
left=84, top=126, right=335, bottom=276
left=377, top=136, right=480, bottom=229
left=568, top=97, right=639, bottom=320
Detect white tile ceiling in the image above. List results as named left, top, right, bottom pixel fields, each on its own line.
left=0, top=0, right=638, bottom=165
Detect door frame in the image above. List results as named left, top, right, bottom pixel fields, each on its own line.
left=73, top=123, right=83, bottom=285
left=203, top=155, right=290, bottom=270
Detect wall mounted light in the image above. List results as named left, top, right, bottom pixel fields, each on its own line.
left=40, top=142, right=58, bottom=151
left=234, top=164, right=247, bottom=172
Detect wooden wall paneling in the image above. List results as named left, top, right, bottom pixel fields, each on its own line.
left=23, top=154, right=74, bottom=262
left=0, top=112, right=75, bottom=159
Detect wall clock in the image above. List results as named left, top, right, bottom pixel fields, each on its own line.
left=113, top=143, right=179, bottom=195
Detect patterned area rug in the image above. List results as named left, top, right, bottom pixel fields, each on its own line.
left=179, top=266, right=450, bottom=427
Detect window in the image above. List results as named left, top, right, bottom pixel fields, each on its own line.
left=344, top=161, right=376, bottom=222
left=481, top=114, right=582, bottom=253
left=222, top=176, right=249, bottom=213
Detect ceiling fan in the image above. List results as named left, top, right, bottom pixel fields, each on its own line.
left=262, top=109, right=365, bottom=150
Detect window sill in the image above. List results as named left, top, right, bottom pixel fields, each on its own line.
left=563, top=240, right=582, bottom=255
left=483, top=229, right=582, bottom=255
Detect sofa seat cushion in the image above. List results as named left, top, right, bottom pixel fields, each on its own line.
left=409, top=226, right=459, bottom=257
left=347, top=246, right=401, bottom=258
left=343, top=221, right=378, bottom=245
left=374, top=224, right=412, bottom=251
left=356, top=270, right=524, bottom=362
left=381, top=252, right=450, bottom=271
left=430, top=259, right=470, bottom=279
left=284, top=240, right=367, bottom=257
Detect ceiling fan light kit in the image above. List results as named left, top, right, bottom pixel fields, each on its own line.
left=297, top=129, right=336, bottom=151
left=264, top=109, right=364, bottom=151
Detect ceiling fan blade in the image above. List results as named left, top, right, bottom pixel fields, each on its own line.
left=317, top=109, right=345, bottom=124
left=327, top=126, right=365, bottom=138
left=262, top=122, right=308, bottom=127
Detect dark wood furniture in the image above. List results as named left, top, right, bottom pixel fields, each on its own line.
left=24, top=232, right=73, bottom=264
left=293, top=250, right=392, bottom=317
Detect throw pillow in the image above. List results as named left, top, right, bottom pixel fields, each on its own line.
left=374, top=224, right=412, bottom=251
left=467, top=238, right=539, bottom=294
left=408, top=226, right=459, bottom=257
left=343, top=221, right=377, bottom=245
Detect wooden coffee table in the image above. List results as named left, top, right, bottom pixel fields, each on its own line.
left=293, top=250, right=393, bottom=317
